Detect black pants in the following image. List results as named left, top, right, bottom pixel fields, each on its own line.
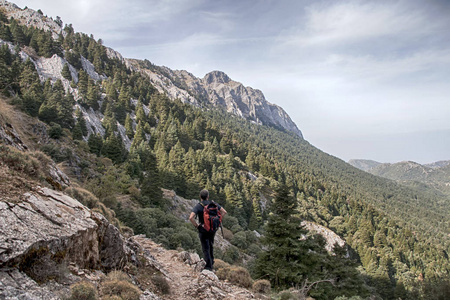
left=198, top=228, right=215, bottom=270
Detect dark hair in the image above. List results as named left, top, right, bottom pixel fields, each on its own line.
left=200, top=189, right=209, bottom=200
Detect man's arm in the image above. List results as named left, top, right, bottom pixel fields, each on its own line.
left=220, top=207, right=227, bottom=218
left=189, top=212, right=199, bottom=228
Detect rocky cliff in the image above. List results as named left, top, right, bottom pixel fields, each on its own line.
left=128, top=60, right=304, bottom=138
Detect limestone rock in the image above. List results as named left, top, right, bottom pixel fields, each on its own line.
left=0, top=268, right=68, bottom=300
left=0, top=186, right=131, bottom=271
left=140, top=289, right=163, bottom=300
left=0, top=1, right=64, bottom=39
left=0, top=120, right=28, bottom=151
left=178, top=251, right=206, bottom=272
left=301, top=221, right=347, bottom=255
left=126, top=61, right=303, bottom=138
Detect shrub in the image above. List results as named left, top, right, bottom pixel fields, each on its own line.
left=222, top=227, right=234, bottom=240
left=216, top=267, right=230, bottom=281
left=231, top=231, right=248, bottom=249
left=253, top=279, right=271, bottom=294
left=278, top=290, right=296, bottom=300
left=0, top=145, right=42, bottom=178
left=106, top=270, right=131, bottom=282
left=151, top=274, right=171, bottom=294
left=216, top=265, right=253, bottom=289
left=49, top=122, right=63, bottom=139
left=222, top=245, right=240, bottom=264
left=227, top=266, right=253, bottom=288
left=68, top=281, right=97, bottom=300
left=65, top=186, right=99, bottom=209
left=213, top=259, right=230, bottom=271
left=100, top=280, right=141, bottom=300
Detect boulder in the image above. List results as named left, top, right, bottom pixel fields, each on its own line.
left=0, top=187, right=132, bottom=288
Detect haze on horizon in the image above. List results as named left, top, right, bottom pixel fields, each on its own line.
left=10, top=0, right=450, bottom=164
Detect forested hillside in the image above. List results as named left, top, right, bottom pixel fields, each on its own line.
left=0, top=3, right=449, bottom=299
left=349, top=159, right=450, bottom=197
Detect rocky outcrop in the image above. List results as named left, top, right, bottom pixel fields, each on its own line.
left=201, top=71, right=302, bottom=138
left=301, top=221, right=347, bottom=255
left=0, top=186, right=135, bottom=298
left=0, top=0, right=64, bottom=39
left=127, top=61, right=303, bottom=138
left=0, top=187, right=131, bottom=270
left=0, top=119, right=28, bottom=151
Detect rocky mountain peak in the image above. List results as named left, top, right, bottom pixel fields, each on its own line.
left=203, top=70, right=232, bottom=85
left=128, top=60, right=304, bottom=138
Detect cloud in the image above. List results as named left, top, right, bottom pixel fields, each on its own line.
left=271, top=0, right=450, bottom=68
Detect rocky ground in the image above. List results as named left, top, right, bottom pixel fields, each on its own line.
left=134, top=236, right=261, bottom=300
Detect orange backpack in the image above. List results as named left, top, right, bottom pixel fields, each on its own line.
left=200, top=201, right=222, bottom=232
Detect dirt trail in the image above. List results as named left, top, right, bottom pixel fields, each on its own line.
left=134, top=236, right=259, bottom=300
left=135, top=236, right=200, bottom=299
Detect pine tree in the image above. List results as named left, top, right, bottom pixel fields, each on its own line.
left=88, top=133, right=103, bottom=155
left=102, top=133, right=126, bottom=164
left=72, top=122, right=83, bottom=140
left=86, top=78, right=99, bottom=110
left=124, top=114, right=134, bottom=139
left=78, top=69, right=88, bottom=96
left=61, top=63, right=72, bottom=81
left=131, top=121, right=145, bottom=149
left=58, top=92, right=75, bottom=128
left=254, top=185, right=312, bottom=289
left=75, top=108, right=88, bottom=136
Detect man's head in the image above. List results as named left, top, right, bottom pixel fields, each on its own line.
left=200, top=189, right=209, bottom=201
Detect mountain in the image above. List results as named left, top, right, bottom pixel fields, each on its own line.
left=347, top=159, right=382, bottom=172
left=126, top=59, right=303, bottom=138
left=349, top=159, right=450, bottom=196
left=1, top=1, right=450, bottom=299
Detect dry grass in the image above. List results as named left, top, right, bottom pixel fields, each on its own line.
left=68, top=281, right=98, bottom=300
left=216, top=265, right=253, bottom=289
left=213, top=259, right=230, bottom=271
left=0, top=96, right=42, bottom=150
left=100, top=280, right=141, bottom=300
left=253, top=279, right=271, bottom=294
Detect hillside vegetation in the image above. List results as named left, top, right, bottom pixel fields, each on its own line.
left=349, top=159, right=450, bottom=197
left=0, top=3, right=449, bottom=299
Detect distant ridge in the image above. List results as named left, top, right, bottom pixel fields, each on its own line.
left=349, top=159, right=450, bottom=196
left=347, top=159, right=382, bottom=172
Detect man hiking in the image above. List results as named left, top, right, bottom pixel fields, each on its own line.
left=189, top=189, right=227, bottom=271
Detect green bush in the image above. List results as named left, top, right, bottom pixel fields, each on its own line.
left=49, top=122, right=63, bottom=139
left=65, top=186, right=99, bottom=209
left=231, top=231, right=248, bottom=249
left=222, top=245, right=240, bottom=264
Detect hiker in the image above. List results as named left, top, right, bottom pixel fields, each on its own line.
left=189, top=189, right=227, bottom=271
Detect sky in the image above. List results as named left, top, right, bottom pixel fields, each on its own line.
left=11, top=0, right=450, bottom=164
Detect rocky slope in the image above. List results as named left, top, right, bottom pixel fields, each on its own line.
left=128, top=60, right=303, bottom=138
left=1, top=0, right=303, bottom=140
